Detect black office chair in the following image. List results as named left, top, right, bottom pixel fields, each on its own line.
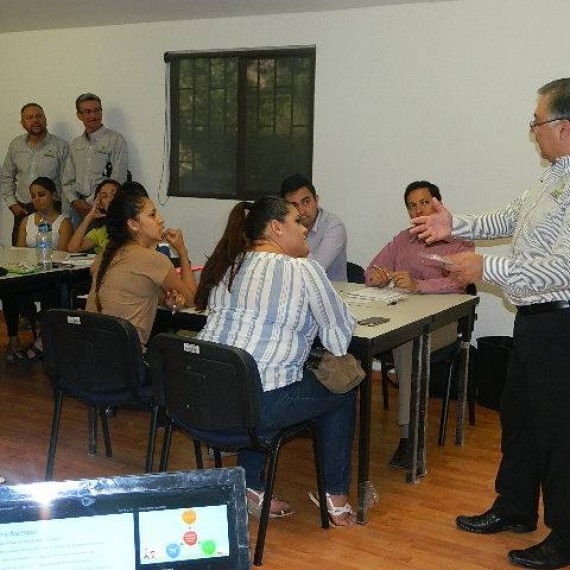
left=346, top=261, right=366, bottom=284
left=42, top=309, right=160, bottom=480
left=379, top=283, right=478, bottom=445
left=148, top=334, right=329, bottom=567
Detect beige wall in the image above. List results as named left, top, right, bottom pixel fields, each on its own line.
left=1, top=0, right=569, bottom=339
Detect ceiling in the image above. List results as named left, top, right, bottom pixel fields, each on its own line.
left=0, top=0, right=447, bottom=34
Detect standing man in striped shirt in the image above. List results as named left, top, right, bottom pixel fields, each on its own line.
left=411, top=78, right=570, bottom=570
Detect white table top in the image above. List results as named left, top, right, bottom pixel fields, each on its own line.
left=0, top=247, right=94, bottom=280
left=334, top=282, right=476, bottom=341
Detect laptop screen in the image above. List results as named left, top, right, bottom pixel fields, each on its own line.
left=0, top=469, right=250, bottom=570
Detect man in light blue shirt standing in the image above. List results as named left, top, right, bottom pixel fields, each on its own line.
left=280, top=173, right=348, bottom=281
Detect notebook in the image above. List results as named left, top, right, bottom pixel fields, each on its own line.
left=0, top=468, right=250, bottom=570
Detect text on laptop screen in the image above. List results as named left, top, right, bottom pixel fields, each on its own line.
left=0, top=469, right=250, bottom=570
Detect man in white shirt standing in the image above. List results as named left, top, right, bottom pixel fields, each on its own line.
left=62, top=93, right=128, bottom=226
left=0, top=103, right=69, bottom=244
left=280, top=173, right=348, bottom=281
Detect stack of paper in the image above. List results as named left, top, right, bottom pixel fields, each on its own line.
left=346, top=287, right=408, bottom=304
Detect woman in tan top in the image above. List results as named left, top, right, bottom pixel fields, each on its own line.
left=86, top=184, right=196, bottom=345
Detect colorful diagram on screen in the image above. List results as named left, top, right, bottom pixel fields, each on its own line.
left=138, top=505, right=230, bottom=564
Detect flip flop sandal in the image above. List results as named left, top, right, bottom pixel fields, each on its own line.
left=308, top=491, right=355, bottom=527
left=14, top=343, right=43, bottom=363
left=5, top=347, right=18, bottom=363
left=246, top=488, right=294, bottom=519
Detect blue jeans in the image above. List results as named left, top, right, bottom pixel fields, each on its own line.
left=239, top=368, right=356, bottom=495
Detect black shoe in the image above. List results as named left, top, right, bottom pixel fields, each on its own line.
left=389, top=438, right=410, bottom=470
left=508, top=540, right=570, bottom=569
left=456, top=508, right=537, bottom=534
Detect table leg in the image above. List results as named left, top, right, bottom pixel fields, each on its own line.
left=455, top=305, right=476, bottom=445
left=357, top=356, right=373, bottom=524
left=416, top=328, right=431, bottom=478
left=455, top=341, right=470, bottom=445
left=406, top=334, right=424, bottom=484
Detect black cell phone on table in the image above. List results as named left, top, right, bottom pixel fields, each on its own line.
left=357, top=316, right=390, bottom=326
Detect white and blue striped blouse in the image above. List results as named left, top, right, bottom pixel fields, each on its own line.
left=197, top=252, right=356, bottom=391
left=452, top=156, right=570, bottom=305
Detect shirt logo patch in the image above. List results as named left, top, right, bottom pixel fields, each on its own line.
left=551, top=181, right=566, bottom=200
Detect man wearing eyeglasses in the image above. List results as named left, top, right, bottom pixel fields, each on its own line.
left=62, top=93, right=128, bottom=226
left=411, top=78, right=570, bottom=570
left=281, top=173, right=348, bottom=281
left=364, top=181, right=473, bottom=469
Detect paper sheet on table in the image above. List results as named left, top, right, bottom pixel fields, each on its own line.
left=346, top=287, right=408, bottom=304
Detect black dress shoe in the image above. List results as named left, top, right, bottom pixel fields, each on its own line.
left=456, top=508, right=537, bottom=534
left=508, top=540, right=570, bottom=569
left=389, top=438, right=410, bottom=470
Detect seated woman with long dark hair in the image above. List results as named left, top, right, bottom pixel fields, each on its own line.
left=195, top=196, right=357, bottom=527
left=85, top=186, right=197, bottom=346
left=67, top=179, right=121, bottom=254
left=4, top=176, right=73, bottom=362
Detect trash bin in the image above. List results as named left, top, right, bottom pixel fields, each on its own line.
left=476, top=336, right=513, bottom=411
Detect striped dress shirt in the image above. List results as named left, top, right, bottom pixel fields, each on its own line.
left=452, top=156, right=570, bottom=305
left=197, top=252, right=356, bottom=392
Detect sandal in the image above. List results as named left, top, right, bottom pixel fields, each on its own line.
left=308, top=491, right=356, bottom=527
left=14, top=342, right=43, bottom=363
left=246, top=488, right=294, bottom=519
left=4, top=338, right=21, bottom=363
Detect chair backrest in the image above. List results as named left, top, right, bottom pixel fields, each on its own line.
left=42, top=309, right=146, bottom=396
left=149, top=334, right=260, bottom=432
left=346, top=261, right=365, bottom=284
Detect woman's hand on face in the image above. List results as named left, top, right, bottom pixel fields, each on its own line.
left=86, top=199, right=106, bottom=221
left=163, top=228, right=186, bottom=254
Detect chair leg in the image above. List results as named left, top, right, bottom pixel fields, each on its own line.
left=145, top=404, right=160, bottom=473
left=381, top=370, right=390, bottom=410
left=438, top=359, right=455, bottom=446
left=45, top=391, right=64, bottom=481
left=159, top=422, right=174, bottom=471
left=468, top=400, right=476, bottom=426
left=88, top=405, right=97, bottom=455
left=310, top=423, right=330, bottom=530
left=253, top=443, right=282, bottom=567
left=213, top=448, right=223, bottom=468
left=99, top=408, right=113, bottom=457
left=468, top=365, right=476, bottom=426
left=193, top=440, right=204, bottom=469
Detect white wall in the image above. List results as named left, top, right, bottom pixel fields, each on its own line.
left=1, top=0, right=569, bottom=342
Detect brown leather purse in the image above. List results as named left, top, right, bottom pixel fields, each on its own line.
left=305, top=346, right=365, bottom=393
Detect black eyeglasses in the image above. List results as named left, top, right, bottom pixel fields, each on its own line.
left=529, top=117, right=569, bottom=130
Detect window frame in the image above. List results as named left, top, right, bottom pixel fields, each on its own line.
left=166, top=46, right=316, bottom=200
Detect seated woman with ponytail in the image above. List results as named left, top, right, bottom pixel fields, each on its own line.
left=195, top=196, right=357, bottom=527
left=85, top=185, right=197, bottom=346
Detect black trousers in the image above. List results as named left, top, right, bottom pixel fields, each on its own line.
left=493, top=310, right=570, bottom=544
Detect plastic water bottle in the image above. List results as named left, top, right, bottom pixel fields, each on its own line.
left=36, top=219, right=53, bottom=269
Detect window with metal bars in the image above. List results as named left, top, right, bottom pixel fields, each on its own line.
left=165, top=47, right=315, bottom=199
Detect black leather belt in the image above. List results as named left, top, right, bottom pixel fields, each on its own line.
left=517, top=301, right=570, bottom=315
